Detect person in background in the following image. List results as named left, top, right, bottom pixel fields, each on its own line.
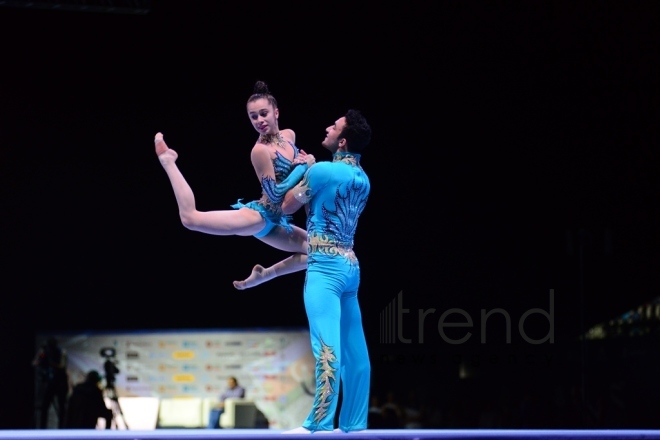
left=207, top=376, right=246, bottom=429
left=65, top=370, right=113, bottom=429
left=33, top=337, right=69, bottom=429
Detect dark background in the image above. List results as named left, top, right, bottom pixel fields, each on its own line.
left=1, top=0, right=658, bottom=429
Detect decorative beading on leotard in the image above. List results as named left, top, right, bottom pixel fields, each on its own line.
left=232, top=139, right=301, bottom=232
left=291, top=165, right=312, bottom=204
left=307, top=232, right=357, bottom=264
left=259, top=132, right=288, bottom=150
left=332, top=151, right=361, bottom=167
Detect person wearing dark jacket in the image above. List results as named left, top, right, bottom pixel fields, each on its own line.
left=65, top=370, right=113, bottom=429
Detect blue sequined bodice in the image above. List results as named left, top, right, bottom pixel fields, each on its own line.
left=256, top=141, right=301, bottom=212
left=271, top=147, right=299, bottom=182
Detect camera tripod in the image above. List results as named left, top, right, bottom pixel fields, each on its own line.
left=104, top=384, right=129, bottom=429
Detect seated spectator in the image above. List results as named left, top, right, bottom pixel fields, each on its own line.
left=207, top=376, right=246, bottom=429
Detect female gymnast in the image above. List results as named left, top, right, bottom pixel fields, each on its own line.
left=155, top=81, right=312, bottom=288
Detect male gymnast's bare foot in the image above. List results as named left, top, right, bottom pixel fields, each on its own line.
left=233, top=264, right=276, bottom=290
left=155, top=132, right=178, bottom=164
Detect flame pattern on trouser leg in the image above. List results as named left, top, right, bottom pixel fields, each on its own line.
left=312, top=339, right=337, bottom=424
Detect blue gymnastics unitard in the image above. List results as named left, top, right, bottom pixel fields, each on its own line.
left=232, top=134, right=308, bottom=237
left=292, top=151, right=371, bottom=432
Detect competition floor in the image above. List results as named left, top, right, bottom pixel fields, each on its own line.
left=1, top=429, right=660, bottom=440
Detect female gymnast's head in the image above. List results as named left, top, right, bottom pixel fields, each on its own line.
left=247, top=80, right=280, bottom=136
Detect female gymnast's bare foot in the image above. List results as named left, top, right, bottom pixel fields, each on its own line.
left=155, top=132, right=178, bottom=164
left=233, top=264, right=276, bottom=290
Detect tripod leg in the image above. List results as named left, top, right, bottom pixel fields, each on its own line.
left=111, top=399, right=129, bottom=429
left=104, top=385, right=130, bottom=430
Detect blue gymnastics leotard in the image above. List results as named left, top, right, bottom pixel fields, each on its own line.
left=231, top=139, right=307, bottom=237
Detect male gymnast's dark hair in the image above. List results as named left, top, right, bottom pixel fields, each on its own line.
left=247, top=80, right=278, bottom=109
left=340, top=109, right=371, bottom=154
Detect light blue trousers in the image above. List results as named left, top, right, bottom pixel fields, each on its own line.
left=301, top=255, right=370, bottom=433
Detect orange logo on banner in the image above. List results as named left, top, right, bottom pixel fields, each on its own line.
left=173, top=374, right=195, bottom=382
left=172, top=351, right=195, bottom=359
left=159, top=364, right=177, bottom=372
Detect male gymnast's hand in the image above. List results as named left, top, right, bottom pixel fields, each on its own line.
left=294, top=150, right=311, bottom=165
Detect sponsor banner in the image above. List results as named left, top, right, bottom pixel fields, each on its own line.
left=36, top=328, right=315, bottom=429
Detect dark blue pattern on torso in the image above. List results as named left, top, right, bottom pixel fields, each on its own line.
left=319, top=176, right=369, bottom=246
left=305, top=152, right=370, bottom=259
left=259, top=141, right=300, bottom=208
left=272, top=145, right=299, bottom=181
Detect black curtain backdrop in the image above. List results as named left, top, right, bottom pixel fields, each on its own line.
left=1, top=0, right=658, bottom=429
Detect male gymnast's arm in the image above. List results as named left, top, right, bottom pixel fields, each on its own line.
left=282, top=161, right=330, bottom=215
left=282, top=170, right=310, bottom=215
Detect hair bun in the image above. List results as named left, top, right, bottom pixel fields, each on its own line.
left=253, top=80, right=270, bottom=95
